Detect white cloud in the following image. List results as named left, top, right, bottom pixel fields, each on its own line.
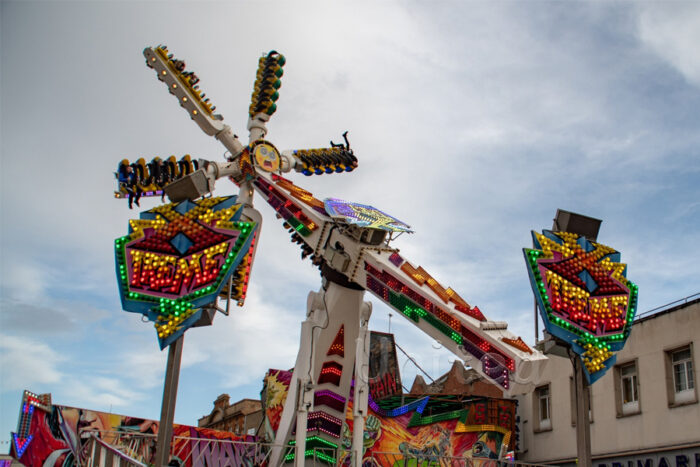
left=0, top=335, right=64, bottom=391
left=185, top=287, right=303, bottom=389
left=114, top=347, right=168, bottom=391
left=66, top=376, right=144, bottom=410
left=0, top=262, right=47, bottom=301
left=637, top=3, right=700, bottom=86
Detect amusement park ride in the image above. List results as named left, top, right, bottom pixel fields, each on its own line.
left=111, top=46, right=634, bottom=466
left=113, top=45, right=547, bottom=466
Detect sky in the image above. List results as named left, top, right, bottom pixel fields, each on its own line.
left=1, top=0, right=700, bottom=451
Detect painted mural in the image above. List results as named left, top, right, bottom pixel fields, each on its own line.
left=261, top=369, right=517, bottom=466
left=10, top=391, right=262, bottom=467
left=337, top=397, right=515, bottom=466
left=368, top=332, right=402, bottom=401
left=261, top=368, right=293, bottom=442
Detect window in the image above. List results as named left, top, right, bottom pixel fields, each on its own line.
left=620, top=362, right=639, bottom=414
left=534, top=384, right=551, bottom=432
left=667, top=346, right=696, bottom=405
left=614, top=360, right=641, bottom=417
left=672, top=348, right=694, bottom=393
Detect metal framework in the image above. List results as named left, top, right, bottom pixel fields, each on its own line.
left=122, top=46, right=548, bottom=466
left=81, top=431, right=554, bottom=467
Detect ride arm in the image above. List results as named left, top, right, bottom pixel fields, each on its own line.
left=356, top=248, right=547, bottom=395
left=143, top=46, right=245, bottom=157
left=251, top=173, right=333, bottom=261
left=163, top=158, right=246, bottom=203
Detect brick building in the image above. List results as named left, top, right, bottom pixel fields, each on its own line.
left=198, top=394, right=263, bottom=436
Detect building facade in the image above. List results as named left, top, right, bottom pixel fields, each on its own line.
left=517, top=298, right=700, bottom=466
left=198, top=394, right=263, bottom=436
left=409, top=360, right=505, bottom=399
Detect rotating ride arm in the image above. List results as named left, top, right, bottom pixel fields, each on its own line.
left=261, top=174, right=545, bottom=396
left=144, top=46, right=245, bottom=156
left=360, top=249, right=545, bottom=394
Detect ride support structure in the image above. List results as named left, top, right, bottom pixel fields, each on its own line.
left=120, top=45, right=548, bottom=466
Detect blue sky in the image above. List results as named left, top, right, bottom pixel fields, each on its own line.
left=1, top=0, right=699, bottom=450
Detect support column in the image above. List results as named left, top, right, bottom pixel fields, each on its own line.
left=294, top=377, right=312, bottom=467
left=269, top=281, right=365, bottom=467
left=573, top=356, right=592, bottom=467
left=154, top=336, right=184, bottom=467
left=351, top=301, right=371, bottom=467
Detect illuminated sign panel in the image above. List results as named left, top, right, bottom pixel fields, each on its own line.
left=523, top=230, right=638, bottom=383
left=323, top=198, right=412, bottom=233
left=115, top=196, right=257, bottom=348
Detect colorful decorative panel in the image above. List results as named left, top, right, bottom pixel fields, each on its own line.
left=11, top=391, right=52, bottom=459
left=340, top=395, right=516, bottom=465
left=523, top=230, right=638, bottom=383
left=323, top=198, right=413, bottom=233
left=307, top=411, right=343, bottom=438
left=261, top=372, right=517, bottom=465
left=114, top=196, right=257, bottom=348
left=318, top=361, right=343, bottom=386
left=314, top=390, right=346, bottom=413
left=11, top=395, right=260, bottom=467
left=327, top=325, right=345, bottom=357
left=261, top=369, right=292, bottom=441
left=368, top=332, right=402, bottom=401
left=252, top=141, right=281, bottom=173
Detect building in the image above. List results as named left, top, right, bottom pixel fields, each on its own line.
left=517, top=297, right=700, bottom=466
left=409, top=360, right=505, bottom=399
left=198, top=394, right=263, bottom=436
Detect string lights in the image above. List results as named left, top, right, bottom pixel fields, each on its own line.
left=307, top=411, right=343, bottom=438
left=318, top=361, right=343, bottom=386
left=313, top=390, right=346, bottom=413
left=326, top=325, right=344, bottom=357
left=285, top=436, right=338, bottom=465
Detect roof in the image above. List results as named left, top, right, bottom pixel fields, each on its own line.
left=634, top=295, right=699, bottom=325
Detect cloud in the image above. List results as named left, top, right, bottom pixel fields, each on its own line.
left=185, top=287, right=303, bottom=389
left=0, top=296, right=111, bottom=337
left=115, top=349, right=167, bottom=391
left=0, top=335, right=65, bottom=391
left=636, top=3, right=700, bottom=87
left=0, top=262, right=48, bottom=301
left=66, top=376, right=145, bottom=410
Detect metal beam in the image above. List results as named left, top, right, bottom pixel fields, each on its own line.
left=573, top=354, right=592, bottom=467
left=154, top=336, right=184, bottom=466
